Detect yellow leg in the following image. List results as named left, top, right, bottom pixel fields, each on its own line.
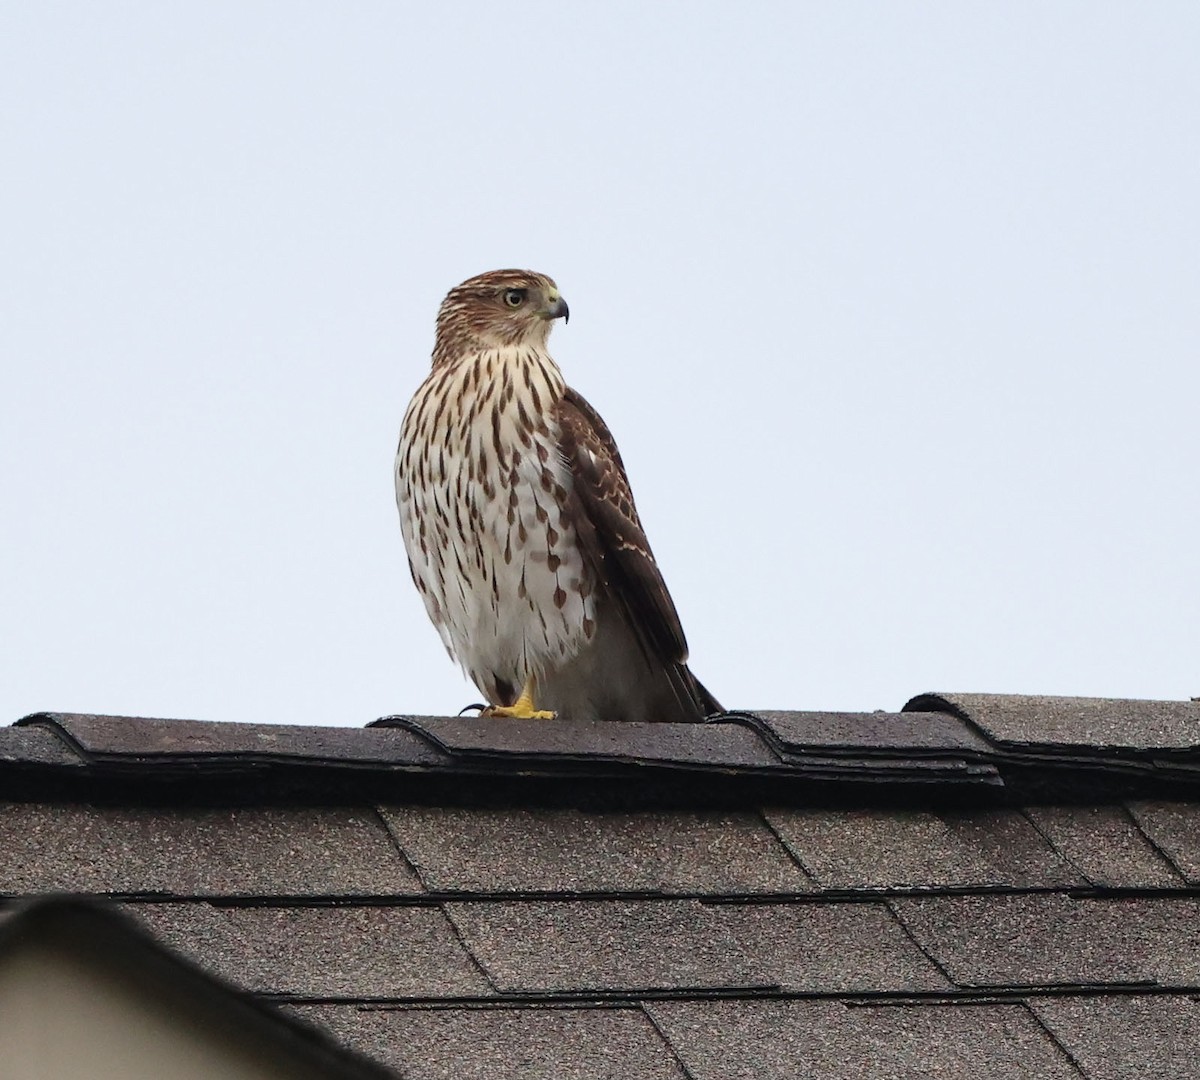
left=481, top=676, right=556, bottom=720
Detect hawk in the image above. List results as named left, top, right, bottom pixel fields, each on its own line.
left=394, top=269, right=720, bottom=723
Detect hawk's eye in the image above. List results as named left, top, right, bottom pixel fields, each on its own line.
left=503, top=289, right=526, bottom=308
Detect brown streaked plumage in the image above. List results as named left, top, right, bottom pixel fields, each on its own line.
left=395, top=269, right=720, bottom=723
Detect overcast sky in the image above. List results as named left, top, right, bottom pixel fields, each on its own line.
left=3, top=3, right=1197, bottom=727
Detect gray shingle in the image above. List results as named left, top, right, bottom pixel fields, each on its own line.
left=122, top=900, right=250, bottom=975
left=1030, top=995, right=1200, bottom=1080
left=381, top=806, right=811, bottom=895
left=747, top=711, right=992, bottom=754
left=1025, top=804, right=1183, bottom=888
left=0, top=725, right=82, bottom=765
left=445, top=900, right=772, bottom=993
left=0, top=804, right=422, bottom=896
left=291, top=1005, right=687, bottom=1080
left=719, top=902, right=952, bottom=993
left=648, top=1000, right=1079, bottom=1080
left=128, top=902, right=491, bottom=998
left=20, top=713, right=445, bottom=764
left=766, top=807, right=1080, bottom=890
left=893, top=893, right=1200, bottom=988
left=384, top=715, right=780, bottom=769
left=446, top=899, right=947, bottom=996
left=1127, top=802, right=1200, bottom=883
left=907, top=693, right=1200, bottom=750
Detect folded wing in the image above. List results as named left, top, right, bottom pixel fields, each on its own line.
left=555, top=388, right=721, bottom=719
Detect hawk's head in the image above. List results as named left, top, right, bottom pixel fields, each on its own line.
left=433, top=269, right=569, bottom=363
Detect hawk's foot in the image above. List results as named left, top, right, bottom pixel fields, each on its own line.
left=480, top=680, right=556, bottom=720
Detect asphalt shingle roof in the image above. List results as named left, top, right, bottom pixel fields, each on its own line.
left=6, top=691, right=1200, bottom=1078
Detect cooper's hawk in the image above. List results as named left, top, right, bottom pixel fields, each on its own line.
left=395, top=269, right=720, bottom=723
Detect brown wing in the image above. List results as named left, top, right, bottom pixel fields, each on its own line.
left=555, top=387, right=690, bottom=667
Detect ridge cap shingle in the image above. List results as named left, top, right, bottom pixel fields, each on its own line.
left=9, top=694, right=1200, bottom=806
left=906, top=692, right=1200, bottom=752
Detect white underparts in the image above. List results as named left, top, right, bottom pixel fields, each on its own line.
left=395, top=347, right=595, bottom=702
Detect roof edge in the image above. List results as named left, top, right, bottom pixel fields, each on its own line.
left=0, top=895, right=396, bottom=1078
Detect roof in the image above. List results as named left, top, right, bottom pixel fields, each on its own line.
left=6, top=691, right=1200, bottom=1078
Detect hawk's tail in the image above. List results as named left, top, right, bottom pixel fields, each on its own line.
left=667, top=663, right=723, bottom=723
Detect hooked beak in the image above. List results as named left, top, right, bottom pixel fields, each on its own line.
left=544, top=295, right=569, bottom=323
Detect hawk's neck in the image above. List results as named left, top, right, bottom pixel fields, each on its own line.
left=432, top=343, right=564, bottom=393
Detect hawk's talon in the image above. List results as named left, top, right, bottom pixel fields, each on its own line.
left=481, top=703, right=557, bottom=721
left=479, top=677, right=556, bottom=720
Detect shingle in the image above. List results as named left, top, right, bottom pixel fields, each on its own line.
left=0, top=804, right=422, bottom=896
left=1025, top=804, right=1183, bottom=888
left=765, top=807, right=1080, bottom=890
left=224, top=905, right=493, bottom=998
left=291, top=1005, right=687, bottom=1080
left=719, top=902, right=952, bottom=993
left=380, top=806, right=811, bottom=895
left=906, top=693, right=1200, bottom=750
left=19, top=713, right=445, bottom=765
left=128, top=901, right=491, bottom=998
left=122, top=900, right=255, bottom=977
left=744, top=711, right=992, bottom=754
left=648, top=1000, right=1079, bottom=1080
left=445, top=900, right=773, bottom=993
left=376, top=716, right=781, bottom=770
left=445, top=899, right=947, bottom=996
left=0, top=725, right=82, bottom=766
left=1030, top=995, right=1200, bottom=1080
left=893, top=893, right=1200, bottom=988
left=1126, top=802, right=1200, bottom=883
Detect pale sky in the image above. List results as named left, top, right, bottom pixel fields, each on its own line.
left=3, top=3, right=1197, bottom=727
